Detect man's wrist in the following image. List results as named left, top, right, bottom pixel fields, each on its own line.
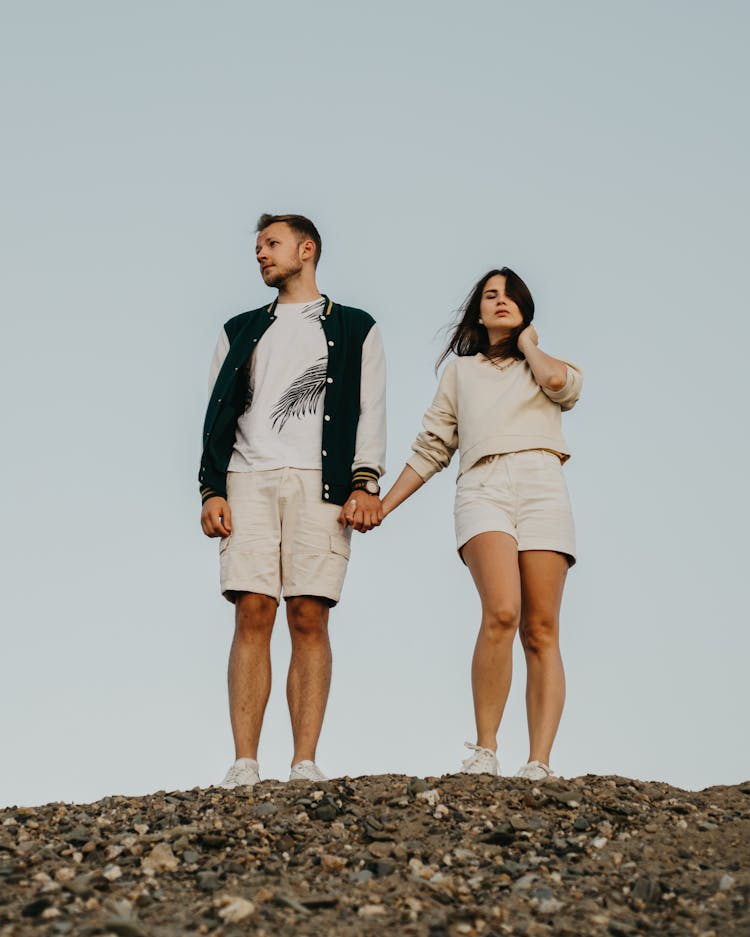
left=350, top=467, right=380, bottom=496
left=350, top=479, right=381, bottom=496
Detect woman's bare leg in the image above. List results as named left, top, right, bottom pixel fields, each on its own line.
left=518, top=550, right=569, bottom=766
left=461, top=532, right=521, bottom=751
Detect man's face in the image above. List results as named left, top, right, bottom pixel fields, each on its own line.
left=255, top=222, right=304, bottom=287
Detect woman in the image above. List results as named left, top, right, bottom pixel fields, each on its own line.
left=381, top=268, right=582, bottom=779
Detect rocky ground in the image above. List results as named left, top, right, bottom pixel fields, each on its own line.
left=1, top=774, right=748, bottom=936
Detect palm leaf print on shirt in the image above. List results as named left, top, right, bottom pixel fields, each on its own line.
left=270, top=357, right=328, bottom=431
left=302, top=300, right=326, bottom=322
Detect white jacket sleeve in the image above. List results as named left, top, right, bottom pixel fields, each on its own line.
left=541, top=361, right=583, bottom=411
left=406, top=359, right=459, bottom=482
left=208, top=328, right=230, bottom=398
left=352, top=324, right=387, bottom=477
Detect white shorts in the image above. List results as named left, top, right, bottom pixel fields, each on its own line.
left=454, top=450, right=577, bottom=566
left=220, top=468, right=353, bottom=605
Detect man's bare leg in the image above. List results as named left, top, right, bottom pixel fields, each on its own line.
left=285, top=595, right=332, bottom=766
left=228, top=592, right=278, bottom=760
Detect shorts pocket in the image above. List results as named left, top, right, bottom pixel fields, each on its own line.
left=329, top=533, right=351, bottom=561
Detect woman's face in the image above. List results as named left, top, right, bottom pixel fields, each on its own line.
left=479, top=275, right=524, bottom=337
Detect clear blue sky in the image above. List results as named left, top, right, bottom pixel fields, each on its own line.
left=1, top=1, right=748, bottom=807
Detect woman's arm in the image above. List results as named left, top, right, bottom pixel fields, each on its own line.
left=517, top=325, right=568, bottom=391
left=381, top=464, right=426, bottom=517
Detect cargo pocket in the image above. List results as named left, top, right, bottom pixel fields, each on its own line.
left=329, top=532, right=352, bottom=561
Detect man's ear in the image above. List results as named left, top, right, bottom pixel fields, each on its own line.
left=300, top=238, right=316, bottom=263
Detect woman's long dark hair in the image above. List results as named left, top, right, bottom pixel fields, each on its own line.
left=437, top=267, right=534, bottom=369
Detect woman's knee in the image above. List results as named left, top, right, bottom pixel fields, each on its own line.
left=480, top=604, right=521, bottom=641
left=520, top=615, right=559, bottom=655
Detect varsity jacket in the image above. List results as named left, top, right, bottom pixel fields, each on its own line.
left=199, top=295, right=386, bottom=507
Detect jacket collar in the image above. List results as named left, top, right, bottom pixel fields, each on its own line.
left=266, top=294, right=333, bottom=317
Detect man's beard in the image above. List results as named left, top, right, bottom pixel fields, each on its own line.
left=262, top=260, right=302, bottom=289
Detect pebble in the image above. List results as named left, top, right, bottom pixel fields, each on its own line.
left=416, top=788, right=441, bottom=806
left=141, top=843, right=179, bottom=874
left=217, top=896, right=255, bottom=922
left=358, top=903, right=385, bottom=917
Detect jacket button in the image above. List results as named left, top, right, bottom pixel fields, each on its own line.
left=328, top=340, right=334, bottom=347
left=322, top=450, right=327, bottom=456
left=324, top=493, right=330, bottom=500
left=324, top=484, right=330, bottom=491
left=326, top=377, right=333, bottom=384
left=324, top=415, right=331, bottom=421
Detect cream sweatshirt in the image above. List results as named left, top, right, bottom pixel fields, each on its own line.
left=407, top=354, right=583, bottom=482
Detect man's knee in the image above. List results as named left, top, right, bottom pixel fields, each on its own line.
left=286, top=596, right=330, bottom=639
left=234, top=592, right=277, bottom=641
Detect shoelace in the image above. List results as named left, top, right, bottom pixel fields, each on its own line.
left=523, top=760, right=553, bottom=778
left=462, top=742, right=497, bottom=767
left=224, top=762, right=257, bottom=784
left=292, top=762, right=325, bottom=780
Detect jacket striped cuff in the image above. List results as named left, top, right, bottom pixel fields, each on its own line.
left=351, top=467, right=380, bottom=487
left=201, top=486, right=220, bottom=504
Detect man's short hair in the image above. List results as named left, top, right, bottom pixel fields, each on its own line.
left=256, top=213, right=322, bottom=266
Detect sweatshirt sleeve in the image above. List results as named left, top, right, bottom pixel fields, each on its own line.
left=352, top=323, right=387, bottom=480
left=208, top=328, right=230, bottom=398
left=406, top=359, right=459, bottom=482
left=542, top=361, right=583, bottom=412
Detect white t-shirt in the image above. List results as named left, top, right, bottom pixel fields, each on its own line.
left=228, top=298, right=328, bottom=472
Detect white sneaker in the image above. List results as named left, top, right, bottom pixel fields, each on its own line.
left=289, top=760, right=327, bottom=782
left=220, top=758, right=260, bottom=789
left=459, top=742, right=500, bottom=776
left=515, top=760, right=554, bottom=781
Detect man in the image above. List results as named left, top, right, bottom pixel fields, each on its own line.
left=200, top=213, right=386, bottom=787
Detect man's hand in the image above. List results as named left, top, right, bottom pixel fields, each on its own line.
left=517, top=324, right=539, bottom=356
left=201, top=496, right=232, bottom=538
left=338, top=492, right=383, bottom=532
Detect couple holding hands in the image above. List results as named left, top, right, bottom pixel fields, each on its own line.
left=199, top=213, right=582, bottom=789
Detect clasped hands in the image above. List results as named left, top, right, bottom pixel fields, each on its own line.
left=337, top=491, right=384, bottom=533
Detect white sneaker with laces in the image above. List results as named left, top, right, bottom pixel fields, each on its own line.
left=459, top=742, right=500, bottom=776
left=515, top=760, right=554, bottom=781
left=289, top=760, right=327, bottom=782
left=220, top=758, right=260, bottom=789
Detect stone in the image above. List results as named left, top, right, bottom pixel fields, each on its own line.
left=217, top=896, right=255, bottom=923
left=141, top=843, right=179, bottom=874
left=101, top=918, right=148, bottom=937
left=320, top=853, right=347, bottom=871
left=197, top=870, right=222, bottom=892
left=21, top=896, right=52, bottom=917
left=416, top=789, right=441, bottom=806
left=253, top=802, right=278, bottom=818
left=311, top=803, right=338, bottom=821
left=368, top=841, right=394, bottom=858
left=358, top=903, right=386, bottom=917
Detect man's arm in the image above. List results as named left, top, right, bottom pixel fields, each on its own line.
left=338, top=324, right=386, bottom=532
left=200, top=327, right=232, bottom=536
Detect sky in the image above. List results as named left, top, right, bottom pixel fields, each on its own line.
left=1, top=1, right=748, bottom=808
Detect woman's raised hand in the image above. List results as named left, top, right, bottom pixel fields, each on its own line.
left=517, top=324, right=539, bottom=355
